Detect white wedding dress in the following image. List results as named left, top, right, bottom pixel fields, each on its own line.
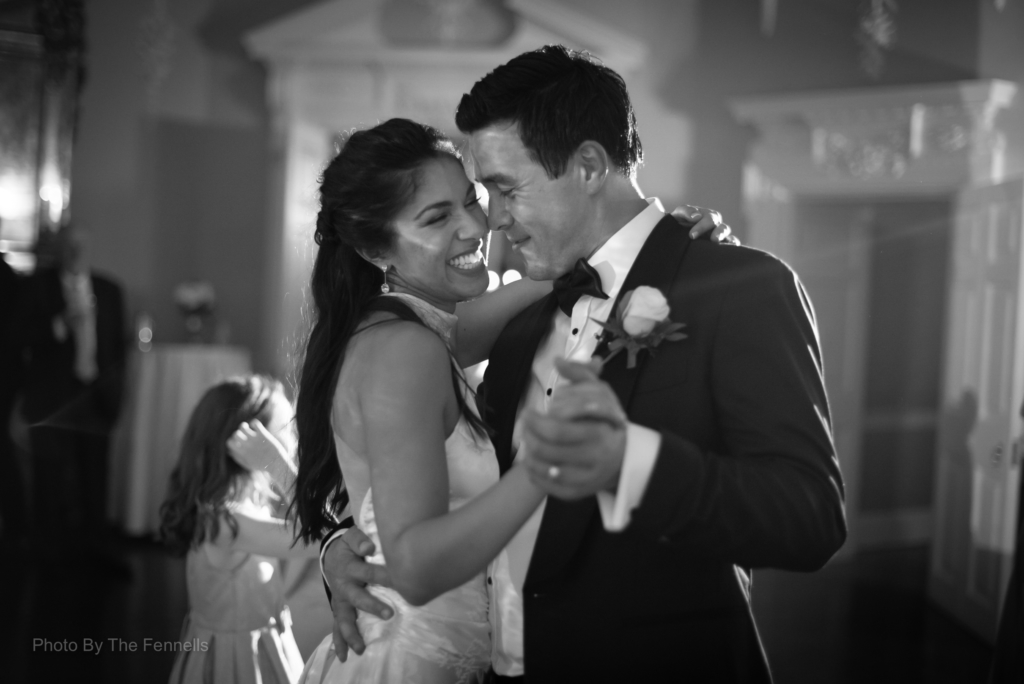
left=299, top=294, right=519, bottom=684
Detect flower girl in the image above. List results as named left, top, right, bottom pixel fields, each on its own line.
left=160, top=375, right=317, bottom=684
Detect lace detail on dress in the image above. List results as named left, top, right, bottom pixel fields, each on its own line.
left=382, top=293, right=458, bottom=347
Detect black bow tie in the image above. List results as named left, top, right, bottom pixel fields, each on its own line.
left=552, top=258, right=608, bottom=317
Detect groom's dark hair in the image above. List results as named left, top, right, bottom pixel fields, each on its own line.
left=455, top=44, right=643, bottom=179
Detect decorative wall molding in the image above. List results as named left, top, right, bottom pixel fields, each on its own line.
left=731, top=80, right=1018, bottom=197
left=246, top=0, right=646, bottom=138
left=506, top=0, right=647, bottom=72
left=857, top=0, right=898, bottom=79
left=246, top=0, right=645, bottom=73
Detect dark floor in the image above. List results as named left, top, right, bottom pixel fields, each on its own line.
left=753, top=547, right=993, bottom=683
left=0, top=535, right=188, bottom=684
left=0, top=538, right=994, bottom=683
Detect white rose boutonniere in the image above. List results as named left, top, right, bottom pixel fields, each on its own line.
left=620, top=286, right=672, bottom=335
left=594, top=286, right=687, bottom=369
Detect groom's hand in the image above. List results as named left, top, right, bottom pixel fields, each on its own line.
left=323, top=528, right=394, bottom=661
left=522, top=358, right=628, bottom=500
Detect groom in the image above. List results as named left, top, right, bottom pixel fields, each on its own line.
left=323, top=45, right=846, bottom=682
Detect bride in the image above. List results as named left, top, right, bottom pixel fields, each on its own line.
left=291, top=118, right=726, bottom=683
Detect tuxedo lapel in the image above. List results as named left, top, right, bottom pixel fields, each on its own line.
left=526, top=215, right=694, bottom=591
left=595, top=215, right=694, bottom=412
left=480, top=293, right=559, bottom=474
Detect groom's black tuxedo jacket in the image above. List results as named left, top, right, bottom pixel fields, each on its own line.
left=479, top=216, right=847, bottom=683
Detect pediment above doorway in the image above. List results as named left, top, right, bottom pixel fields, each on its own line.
left=245, top=0, right=648, bottom=133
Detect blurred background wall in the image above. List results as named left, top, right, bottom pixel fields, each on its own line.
left=46, top=0, right=1021, bottom=372
left=54, top=2, right=1024, bottom=582
left=66, top=0, right=312, bottom=373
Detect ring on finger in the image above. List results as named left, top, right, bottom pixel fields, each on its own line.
left=547, top=465, right=561, bottom=480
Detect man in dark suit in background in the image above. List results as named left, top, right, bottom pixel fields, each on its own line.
left=21, top=224, right=127, bottom=569
left=0, top=251, right=28, bottom=544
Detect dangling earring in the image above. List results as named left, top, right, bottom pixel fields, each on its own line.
left=380, top=264, right=390, bottom=294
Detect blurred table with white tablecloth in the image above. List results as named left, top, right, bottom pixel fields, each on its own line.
left=109, top=344, right=251, bottom=536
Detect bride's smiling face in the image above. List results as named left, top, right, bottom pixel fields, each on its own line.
left=383, top=156, right=490, bottom=312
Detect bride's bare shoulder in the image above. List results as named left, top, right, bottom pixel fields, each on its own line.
left=343, top=313, right=450, bottom=387
left=352, top=313, right=446, bottom=355
left=337, top=315, right=454, bottom=434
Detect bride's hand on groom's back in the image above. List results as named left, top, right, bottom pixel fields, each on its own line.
left=672, top=205, right=740, bottom=245
left=322, top=527, right=394, bottom=661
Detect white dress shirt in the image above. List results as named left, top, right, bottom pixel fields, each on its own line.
left=60, top=270, right=98, bottom=383
left=491, top=197, right=667, bottom=675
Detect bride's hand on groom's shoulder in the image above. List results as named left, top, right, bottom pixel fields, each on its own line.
left=671, top=205, right=740, bottom=245
left=322, top=528, right=394, bottom=661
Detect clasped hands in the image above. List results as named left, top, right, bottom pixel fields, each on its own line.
left=520, top=358, right=628, bottom=499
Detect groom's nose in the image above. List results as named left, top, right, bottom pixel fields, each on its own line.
left=487, top=194, right=512, bottom=232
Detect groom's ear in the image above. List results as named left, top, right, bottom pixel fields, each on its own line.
left=574, top=140, right=610, bottom=196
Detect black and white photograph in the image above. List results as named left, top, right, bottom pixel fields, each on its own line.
left=0, top=1, right=1022, bottom=682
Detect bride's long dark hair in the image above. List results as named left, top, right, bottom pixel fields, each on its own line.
left=292, top=118, right=486, bottom=544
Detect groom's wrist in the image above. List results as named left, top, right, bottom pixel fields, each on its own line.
left=319, top=521, right=354, bottom=602
left=319, top=521, right=354, bottom=573
left=597, top=423, right=660, bottom=531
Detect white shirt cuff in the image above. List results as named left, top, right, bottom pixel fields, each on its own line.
left=597, top=422, right=661, bottom=532
left=319, top=527, right=348, bottom=583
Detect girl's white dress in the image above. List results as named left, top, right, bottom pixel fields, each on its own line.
left=169, top=543, right=305, bottom=684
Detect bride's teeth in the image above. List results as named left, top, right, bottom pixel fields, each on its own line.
left=449, top=251, right=482, bottom=269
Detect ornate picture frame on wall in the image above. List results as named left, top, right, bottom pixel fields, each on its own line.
left=0, top=0, right=85, bottom=273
